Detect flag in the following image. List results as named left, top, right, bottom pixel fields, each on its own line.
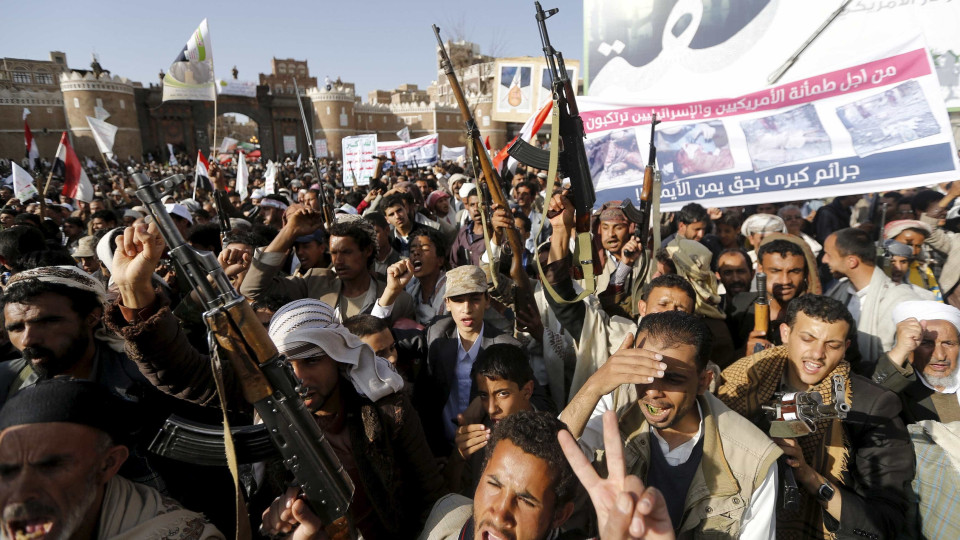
left=162, top=19, right=216, bottom=102
left=86, top=116, right=117, bottom=159
left=23, top=109, right=40, bottom=171
left=219, top=136, right=238, bottom=154
left=295, top=153, right=301, bottom=169
left=11, top=163, right=38, bottom=202
left=236, top=150, right=249, bottom=201
left=94, top=105, right=110, bottom=121
left=397, top=126, right=410, bottom=143
left=493, top=100, right=552, bottom=173
left=194, top=150, right=211, bottom=197
left=264, top=160, right=278, bottom=195
left=54, top=132, right=94, bottom=202
left=168, top=143, right=178, bottom=166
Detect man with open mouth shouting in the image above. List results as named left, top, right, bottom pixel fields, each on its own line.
left=559, top=310, right=780, bottom=538
left=718, top=294, right=914, bottom=539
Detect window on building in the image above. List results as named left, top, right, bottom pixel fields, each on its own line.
left=96, top=98, right=103, bottom=108
left=46, top=108, right=53, bottom=114
left=35, top=73, right=53, bottom=85
left=278, top=64, right=287, bottom=74
left=73, top=97, right=80, bottom=109
left=119, top=99, right=125, bottom=109
left=326, top=106, right=331, bottom=115
left=13, top=72, right=31, bottom=84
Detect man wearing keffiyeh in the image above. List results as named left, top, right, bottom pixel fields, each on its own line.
left=717, top=294, right=913, bottom=539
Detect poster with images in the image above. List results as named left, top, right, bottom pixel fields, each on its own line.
left=655, top=121, right=735, bottom=183
left=497, top=64, right=533, bottom=114
left=837, top=79, right=941, bottom=157
left=740, top=104, right=832, bottom=172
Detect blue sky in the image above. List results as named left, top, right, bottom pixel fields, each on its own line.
left=3, top=0, right=583, bottom=99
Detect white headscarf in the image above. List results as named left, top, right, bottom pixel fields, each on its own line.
left=267, top=299, right=403, bottom=401
left=740, top=213, right=787, bottom=236
left=892, top=301, right=960, bottom=335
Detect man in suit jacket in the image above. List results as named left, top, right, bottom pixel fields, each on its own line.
left=240, top=206, right=414, bottom=323
left=872, top=300, right=960, bottom=424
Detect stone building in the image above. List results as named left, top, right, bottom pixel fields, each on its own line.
left=0, top=41, right=546, bottom=164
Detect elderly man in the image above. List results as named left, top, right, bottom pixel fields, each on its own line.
left=0, top=379, right=223, bottom=540
left=872, top=301, right=960, bottom=423
left=740, top=213, right=786, bottom=265
left=718, top=295, right=914, bottom=539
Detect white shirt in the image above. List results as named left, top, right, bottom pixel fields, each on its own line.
left=577, top=394, right=777, bottom=538
left=442, top=324, right=484, bottom=442
left=846, top=283, right=869, bottom=324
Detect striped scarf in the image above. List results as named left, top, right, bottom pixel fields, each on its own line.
left=718, top=345, right=852, bottom=539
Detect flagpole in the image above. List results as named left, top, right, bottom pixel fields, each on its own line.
left=212, top=97, right=219, bottom=160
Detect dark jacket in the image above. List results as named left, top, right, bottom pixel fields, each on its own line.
left=813, top=198, right=852, bottom=245
left=104, top=295, right=445, bottom=537
left=412, top=315, right=521, bottom=456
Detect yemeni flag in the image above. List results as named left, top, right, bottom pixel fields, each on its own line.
left=493, top=100, right=553, bottom=174
left=23, top=109, right=40, bottom=171
left=194, top=150, right=211, bottom=197
left=54, top=132, right=95, bottom=202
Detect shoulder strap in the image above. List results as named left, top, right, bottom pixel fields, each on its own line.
left=5, top=362, right=33, bottom=402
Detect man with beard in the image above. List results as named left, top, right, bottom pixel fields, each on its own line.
left=662, top=203, right=710, bottom=246
left=560, top=311, right=780, bottom=537
left=257, top=194, right=289, bottom=230
left=873, top=301, right=960, bottom=423
left=240, top=209, right=414, bottom=323
left=823, top=227, right=922, bottom=373
left=715, top=248, right=754, bottom=302
left=594, top=202, right=644, bottom=319
left=718, top=295, right=913, bottom=539
left=726, top=234, right=820, bottom=356
left=0, top=379, right=223, bottom=540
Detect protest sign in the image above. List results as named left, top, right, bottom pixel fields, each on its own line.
left=216, top=79, right=258, bottom=98
left=579, top=37, right=958, bottom=211
left=441, top=145, right=466, bottom=161
left=315, top=139, right=328, bottom=158
left=283, top=136, right=297, bottom=155
left=377, top=134, right=439, bottom=168
left=342, top=134, right=378, bottom=186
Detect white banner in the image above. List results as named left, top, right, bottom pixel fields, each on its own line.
left=585, top=0, right=960, bottom=110
left=377, top=134, right=439, bottom=168
left=236, top=150, right=249, bottom=200
left=162, top=19, right=216, bottom=102
left=167, top=143, right=178, bottom=166
left=86, top=116, right=117, bottom=156
left=441, top=145, right=466, bottom=161
left=397, top=126, right=411, bottom=143
left=315, top=139, right=328, bottom=158
left=216, top=79, right=257, bottom=98
left=342, top=134, right=378, bottom=186
left=283, top=135, right=297, bottom=155
left=264, top=160, right=278, bottom=195
left=582, top=38, right=959, bottom=211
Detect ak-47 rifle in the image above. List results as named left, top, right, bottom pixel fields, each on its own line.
left=506, top=2, right=598, bottom=301
left=293, top=78, right=334, bottom=225
left=617, top=114, right=660, bottom=278
left=132, top=172, right=354, bottom=524
left=434, top=24, right=533, bottom=310
left=753, top=272, right=770, bottom=353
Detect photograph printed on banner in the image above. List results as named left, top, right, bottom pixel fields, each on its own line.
left=740, top=103, right=832, bottom=172
left=498, top=65, right=533, bottom=114
left=584, top=127, right=646, bottom=189
left=837, top=80, right=941, bottom=157
left=654, top=121, right=735, bottom=183
left=537, top=67, right=575, bottom=108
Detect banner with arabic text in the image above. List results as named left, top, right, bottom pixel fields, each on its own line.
left=342, top=134, right=377, bottom=186
left=377, top=134, right=438, bottom=168
left=581, top=39, right=959, bottom=212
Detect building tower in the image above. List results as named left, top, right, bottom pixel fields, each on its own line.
left=309, top=80, right=356, bottom=160
left=60, top=58, right=142, bottom=162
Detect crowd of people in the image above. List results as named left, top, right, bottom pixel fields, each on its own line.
left=0, top=150, right=959, bottom=540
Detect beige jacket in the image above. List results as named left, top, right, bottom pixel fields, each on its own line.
left=601, top=392, right=781, bottom=538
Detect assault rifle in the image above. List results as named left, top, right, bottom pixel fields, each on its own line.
left=762, top=373, right=850, bottom=511
left=616, top=115, right=660, bottom=277
left=293, top=78, right=334, bottom=225
left=753, top=272, right=770, bottom=354
left=508, top=3, right=594, bottom=223
left=132, top=172, right=354, bottom=524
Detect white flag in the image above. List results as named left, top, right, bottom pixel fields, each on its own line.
left=264, top=160, right=278, bottom=195
left=162, top=19, right=216, bottom=102
left=86, top=116, right=118, bottom=157
left=94, top=105, right=110, bottom=121
left=295, top=154, right=301, bottom=168
left=397, top=126, right=410, bottom=143
left=11, top=163, right=38, bottom=201
left=168, top=143, right=178, bottom=166
left=219, top=136, right=238, bottom=154
left=236, top=151, right=249, bottom=201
